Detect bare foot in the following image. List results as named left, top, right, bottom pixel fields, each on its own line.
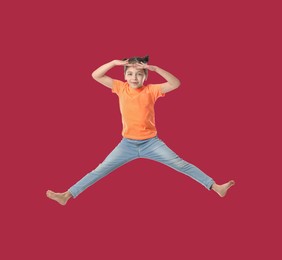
left=46, top=190, right=72, bottom=205
left=211, top=180, right=235, bottom=197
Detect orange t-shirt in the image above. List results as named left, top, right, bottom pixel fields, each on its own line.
left=112, top=80, right=165, bottom=140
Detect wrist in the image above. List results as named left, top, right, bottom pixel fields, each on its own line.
left=149, top=65, right=158, bottom=72
left=112, top=60, right=118, bottom=66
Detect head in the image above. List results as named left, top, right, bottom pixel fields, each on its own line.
left=123, top=55, right=149, bottom=89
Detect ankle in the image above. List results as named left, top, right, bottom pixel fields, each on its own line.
left=64, top=191, right=73, bottom=200
left=211, top=183, right=219, bottom=192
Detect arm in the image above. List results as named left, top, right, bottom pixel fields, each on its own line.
left=137, top=63, right=181, bottom=93
left=92, top=60, right=128, bottom=89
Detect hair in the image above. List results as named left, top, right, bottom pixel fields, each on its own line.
left=123, top=55, right=149, bottom=76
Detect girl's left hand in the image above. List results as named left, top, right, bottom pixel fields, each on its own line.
left=135, top=62, right=157, bottom=71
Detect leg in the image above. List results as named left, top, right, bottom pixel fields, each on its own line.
left=141, top=137, right=234, bottom=196
left=46, top=139, right=138, bottom=205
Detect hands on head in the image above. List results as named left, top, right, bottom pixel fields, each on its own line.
left=116, top=60, right=156, bottom=71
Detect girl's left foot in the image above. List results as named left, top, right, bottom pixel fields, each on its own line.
left=212, top=180, right=235, bottom=197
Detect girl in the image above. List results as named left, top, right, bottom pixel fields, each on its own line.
left=46, top=56, right=234, bottom=205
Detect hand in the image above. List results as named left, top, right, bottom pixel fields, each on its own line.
left=134, top=62, right=157, bottom=72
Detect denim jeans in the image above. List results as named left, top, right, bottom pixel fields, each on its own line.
left=68, top=136, right=214, bottom=198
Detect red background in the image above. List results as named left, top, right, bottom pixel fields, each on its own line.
left=1, top=0, right=281, bottom=259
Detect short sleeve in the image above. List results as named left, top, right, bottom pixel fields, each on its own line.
left=148, top=84, right=165, bottom=102
left=112, top=80, right=125, bottom=95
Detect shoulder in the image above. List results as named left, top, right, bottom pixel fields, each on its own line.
left=112, top=80, right=127, bottom=94
left=146, top=84, right=165, bottom=94
left=113, top=79, right=126, bottom=88
left=145, top=84, right=165, bottom=99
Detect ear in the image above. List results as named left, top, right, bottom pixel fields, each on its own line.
left=124, top=70, right=128, bottom=80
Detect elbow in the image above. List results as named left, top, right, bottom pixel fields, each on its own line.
left=92, top=71, right=98, bottom=80
left=92, top=72, right=102, bottom=82
left=175, top=79, right=181, bottom=89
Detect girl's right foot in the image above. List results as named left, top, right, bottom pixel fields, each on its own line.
left=211, top=180, right=235, bottom=197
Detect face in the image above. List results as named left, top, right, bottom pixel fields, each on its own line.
left=124, top=66, right=147, bottom=88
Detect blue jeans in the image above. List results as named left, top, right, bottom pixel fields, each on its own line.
left=68, top=136, right=214, bottom=198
